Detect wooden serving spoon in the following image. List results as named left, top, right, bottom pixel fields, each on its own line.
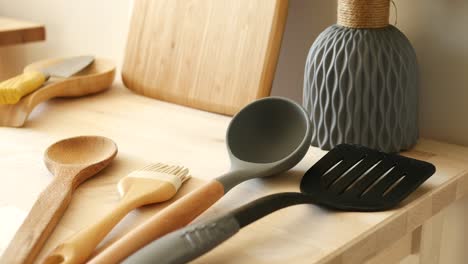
left=0, top=136, right=118, bottom=264
left=0, top=57, right=115, bottom=127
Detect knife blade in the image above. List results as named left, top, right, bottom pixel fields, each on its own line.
left=40, top=56, right=95, bottom=79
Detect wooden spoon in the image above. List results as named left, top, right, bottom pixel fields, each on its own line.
left=0, top=136, right=118, bottom=264
left=0, top=57, right=115, bottom=127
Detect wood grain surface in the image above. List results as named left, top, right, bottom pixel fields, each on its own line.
left=122, top=0, right=288, bottom=115
left=0, top=84, right=468, bottom=263
left=0, top=17, right=45, bottom=46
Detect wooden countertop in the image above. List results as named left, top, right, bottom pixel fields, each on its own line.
left=1, top=83, right=468, bottom=263
left=0, top=17, right=45, bottom=46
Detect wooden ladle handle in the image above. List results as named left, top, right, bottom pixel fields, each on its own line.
left=89, top=180, right=225, bottom=264
left=1, top=178, right=73, bottom=264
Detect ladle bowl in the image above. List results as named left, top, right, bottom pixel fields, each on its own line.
left=221, top=96, right=311, bottom=190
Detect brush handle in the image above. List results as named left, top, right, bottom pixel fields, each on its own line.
left=88, top=180, right=225, bottom=264
left=123, top=215, right=240, bottom=264
left=0, top=178, right=73, bottom=264
left=43, top=199, right=135, bottom=264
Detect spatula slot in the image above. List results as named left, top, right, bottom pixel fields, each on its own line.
left=360, top=165, right=395, bottom=197
left=383, top=175, right=406, bottom=197
left=328, top=157, right=365, bottom=188
left=322, top=159, right=344, bottom=178
left=341, top=159, right=383, bottom=194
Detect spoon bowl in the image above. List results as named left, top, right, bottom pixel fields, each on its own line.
left=1, top=136, right=117, bottom=264
left=44, top=136, right=117, bottom=183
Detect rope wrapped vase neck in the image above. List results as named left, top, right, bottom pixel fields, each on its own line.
left=338, top=0, right=390, bottom=28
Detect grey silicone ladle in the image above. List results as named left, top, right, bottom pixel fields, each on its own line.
left=88, top=96, right=312, bottom=264
left=219, top=96, right=312, bottom=191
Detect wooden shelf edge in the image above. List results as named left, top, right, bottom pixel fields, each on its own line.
left=0, top=17, right=45, bottom=46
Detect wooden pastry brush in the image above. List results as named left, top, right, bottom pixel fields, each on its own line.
left=43, top=163, right=190, bottom=264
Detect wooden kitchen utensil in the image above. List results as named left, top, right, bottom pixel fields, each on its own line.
left=125, top=144, right=436, bottom=264
left=122, top=0, right=288, bottom=115
left=89, top=96, right=312, bottom=264
left=0, top=57, right=115, bottom=127
left=0, top=136, right=117, bottom=264
left=0, top=56, right=94, bottom=104
left=43, top=163, right=190, bottom=264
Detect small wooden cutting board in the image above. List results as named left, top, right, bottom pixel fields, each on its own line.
left=122, top=0, right=288, bottom=115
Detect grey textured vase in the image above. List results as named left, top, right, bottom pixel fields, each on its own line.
left=303, top=25, right=419, bottom=152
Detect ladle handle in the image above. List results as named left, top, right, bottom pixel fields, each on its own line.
left=1, top=178, right=73, bottom=264
left=88, top=180, right=225, bottom=264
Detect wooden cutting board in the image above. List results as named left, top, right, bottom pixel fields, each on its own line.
left=122, top=0, right=288, bottom=115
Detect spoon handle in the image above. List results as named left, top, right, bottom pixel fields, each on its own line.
left=88, top=180, right=225, bottom=264
left=1, top=178, right=73, bottom=264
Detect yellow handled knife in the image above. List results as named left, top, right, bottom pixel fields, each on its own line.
left=0, top=56, right=94, bottom=104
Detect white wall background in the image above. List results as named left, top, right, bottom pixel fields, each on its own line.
left=1, top=1, right=468, bottom=263
left=1, top=0, right=467, bottom=146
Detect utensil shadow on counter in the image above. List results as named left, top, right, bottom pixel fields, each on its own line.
left=256, top=169, right=308, bottom=189
left=389, top=184, right=434, bottom=210
left=23, top=86, right=116, bottom=129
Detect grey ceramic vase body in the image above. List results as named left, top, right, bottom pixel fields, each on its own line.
left=303, top=25, right=419, bottom=152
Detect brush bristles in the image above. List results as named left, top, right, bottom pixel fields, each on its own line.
left=139, top=163, right=191, bottom=183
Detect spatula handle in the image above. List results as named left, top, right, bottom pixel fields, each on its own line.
left=122, top=215, right=240, bottom=264
left=0, top=178, right=73, bottom=264
left=88, top=180, right=225, bottom=264
left=123, top=193, right=313, bottom=263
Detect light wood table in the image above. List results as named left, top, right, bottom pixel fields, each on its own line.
left=0, top=17, right=45, bottom=46
left=1, top=83, right=468, bottom=264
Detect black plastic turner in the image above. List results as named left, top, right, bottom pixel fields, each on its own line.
left=123, top=144, right=436, bottom=264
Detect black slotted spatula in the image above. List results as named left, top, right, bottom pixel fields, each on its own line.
left=123, top=144, right=436, bottom=264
